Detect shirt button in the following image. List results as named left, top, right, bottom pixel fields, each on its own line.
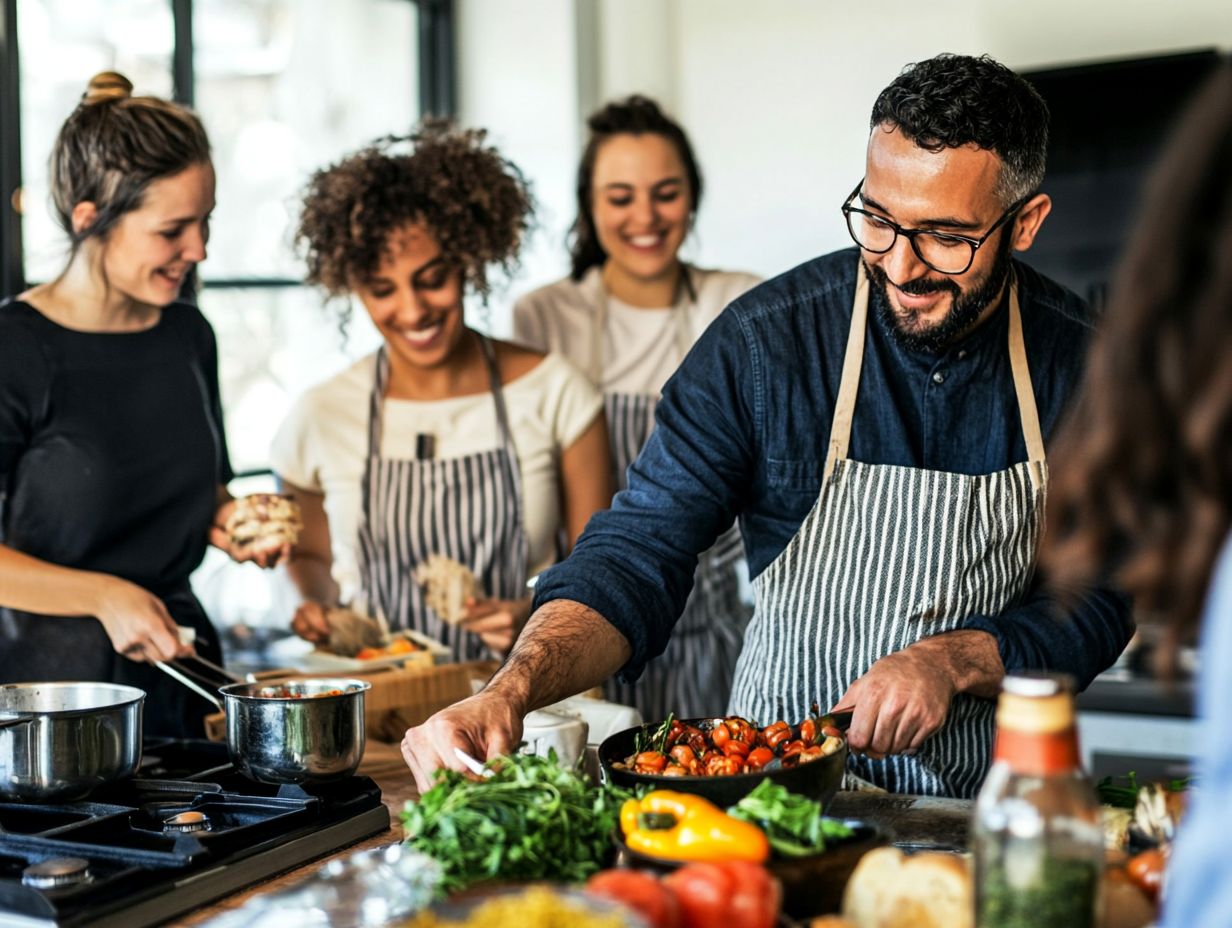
left=932, top=371, right=946, bottom=385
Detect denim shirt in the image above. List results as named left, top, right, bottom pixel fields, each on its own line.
left=535, top=248, right=1133, bottom=684
left=1162, top=533, right=1231, bottom=927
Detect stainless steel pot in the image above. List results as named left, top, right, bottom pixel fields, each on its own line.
left=218, top=679, right=368, bottom=785
left=0, top=682, right=144, bottom=801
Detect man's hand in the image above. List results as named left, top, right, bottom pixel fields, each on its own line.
left=834, top=629, right=1003, bottom=758
left=401, top=690, right=525, bottom=792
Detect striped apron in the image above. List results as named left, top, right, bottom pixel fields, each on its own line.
left=594, top=270, right=750, bottom=721
left=355, top=337, right=528, bottom=663
left=729, top=262, right=1047, bottom=798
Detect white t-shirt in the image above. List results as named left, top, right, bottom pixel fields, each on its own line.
left=512, top=265, right=762, bottom=395
left=270, top=351, right=603, bottom=604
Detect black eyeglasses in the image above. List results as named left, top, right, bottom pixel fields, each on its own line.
left=840, top=180, right=1028, bottom=275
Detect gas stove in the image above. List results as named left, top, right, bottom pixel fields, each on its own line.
left=0, top=739, right=390, bottom=928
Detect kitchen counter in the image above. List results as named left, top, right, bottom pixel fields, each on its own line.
left=171, top=755, right=1152, bottom=928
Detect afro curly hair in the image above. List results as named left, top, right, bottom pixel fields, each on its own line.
left=296, top=120, right=534, bottom=313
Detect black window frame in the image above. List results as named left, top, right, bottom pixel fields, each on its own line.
left=0, top=0, right=455, bottom=296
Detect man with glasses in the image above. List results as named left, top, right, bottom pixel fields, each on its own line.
left=402, top=54, right=1132, bottom=797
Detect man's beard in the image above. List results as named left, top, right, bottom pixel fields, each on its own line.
left=866, top=236, right=1014, bottom=354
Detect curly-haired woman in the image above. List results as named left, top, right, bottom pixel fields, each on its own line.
left=0, top=73, right=274, bottom=737
left=513, top=96, right=760, bottom=720
left=272, top=124, right=613, bottom=662
left=1040, top=64, right=1232, bottom=926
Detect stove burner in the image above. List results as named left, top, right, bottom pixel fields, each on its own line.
left=163, top=810, right=211, bottom=833
left=21, top=857, right=92, bottom=889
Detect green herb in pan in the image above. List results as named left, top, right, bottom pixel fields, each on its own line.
left=400, top=751, right=626, bottom=894
left=729, top=779, right=853, bottom=857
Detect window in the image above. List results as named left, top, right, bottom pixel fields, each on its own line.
left=1, top=0, right=454, bottom=635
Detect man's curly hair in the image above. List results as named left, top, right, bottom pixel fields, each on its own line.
left=870, top=54, right=1049, bottom=205
left=297, top=120, right=533, bottom=307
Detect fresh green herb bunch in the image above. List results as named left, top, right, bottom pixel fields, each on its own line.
left=729, top=780, right=854, bottom=857
left=401, top=751, right=626, bottom=894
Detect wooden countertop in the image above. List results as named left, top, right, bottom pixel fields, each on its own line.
left=171, top=741, right=417, bottom=927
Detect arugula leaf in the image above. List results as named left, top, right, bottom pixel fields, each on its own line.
left=1096, top=771, right=1141, bottom=809
left=400, top=751, right=628, bottom=894
left=728, top=780, right=853, bottom=857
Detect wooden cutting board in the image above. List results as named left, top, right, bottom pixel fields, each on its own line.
left=827, top=790, right=972, bottom=851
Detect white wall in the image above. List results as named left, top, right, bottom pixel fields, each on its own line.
left=458, top=1, right=1232, bottom=324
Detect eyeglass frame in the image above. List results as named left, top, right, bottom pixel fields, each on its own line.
left=840, top=179, right=1030, bottom=276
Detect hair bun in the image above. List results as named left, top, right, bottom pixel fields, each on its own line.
left=83, top=72, right=133, bottom=104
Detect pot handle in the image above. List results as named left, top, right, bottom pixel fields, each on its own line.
left=153, top=660, right=224, bottom=711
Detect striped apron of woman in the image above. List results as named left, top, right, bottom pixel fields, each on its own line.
left=593, top=268, right=751, bottom=722
left=729, top=261, right=1047, bottom=798
left=355, top=336, right=528, bottom=663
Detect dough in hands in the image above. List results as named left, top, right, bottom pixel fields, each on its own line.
left=413, top=554, right=480, bottom=625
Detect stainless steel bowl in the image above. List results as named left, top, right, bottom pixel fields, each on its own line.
left=0, top=682, right=144, bottom=801
left=219, top=678, right=369, bottom=785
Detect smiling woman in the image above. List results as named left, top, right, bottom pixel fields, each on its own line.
left=0, top=72, right=278, bottom=738
left=272, top=123, right=614, bottom=665
left=512, top=96, right=761, bottom=721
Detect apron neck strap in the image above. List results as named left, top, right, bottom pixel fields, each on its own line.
left=366, top=334, right=517, bottom=459
left=1006, top=277, right=1046, bottom=464
left=823, top=262, right=871, bottom=482
left=591, top=263, right=695, bottom=386
left=822, top=261, right=1044, bottom=483
left=477, top=333, right=516, bottom=449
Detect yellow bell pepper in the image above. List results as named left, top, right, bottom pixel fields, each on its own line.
left=620, top=790, right=770, bottom=863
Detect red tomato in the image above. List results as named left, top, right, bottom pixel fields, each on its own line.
left=663, top=861, right=779, bottom=928
left=1126, top=848, right=1166, bottom=899
left=586, top=869, right=680, bottom=928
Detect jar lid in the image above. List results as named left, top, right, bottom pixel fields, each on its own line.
left=1001, top=672, right=1075, bottom=698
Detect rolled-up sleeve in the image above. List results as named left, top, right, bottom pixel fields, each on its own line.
left=961, top=579, right=1134, bottom=689
left=532, top=307, right=758, bottom=680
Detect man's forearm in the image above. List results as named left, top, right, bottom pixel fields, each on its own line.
left=912, top=628, right=1005, bottom=699
left=484, top=599, right=631, bottom=714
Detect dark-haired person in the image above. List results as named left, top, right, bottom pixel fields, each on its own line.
left=1038, top=64, right=1232, bottom=926
left=403, top=54, right=1133, bottom=796
left=0, top=73, right=274, bottom=737
left=513, top=95, right=760, bottom=720
left=272, top=124, right=613, bottom=663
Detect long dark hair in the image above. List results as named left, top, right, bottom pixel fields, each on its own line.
left=1041, top=64, right=1232, bottom=646
left=568, top=95, right=703, bottom=281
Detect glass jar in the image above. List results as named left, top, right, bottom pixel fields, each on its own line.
left=973, top=673, right=1103, bottom=928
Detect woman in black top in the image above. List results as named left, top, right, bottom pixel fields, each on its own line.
left=0, top=72, right=274, bottom=737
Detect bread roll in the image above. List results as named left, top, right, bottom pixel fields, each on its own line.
left=413, top=554, right=480, bottom=625
left=224, top=493, right=303, bottom=554
left=842, top=847, right=972, bottom=928
left=324, top=606, right=387, bottom=657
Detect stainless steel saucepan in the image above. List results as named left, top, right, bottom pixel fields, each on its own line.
left=0, top=682, right=144, bottom=801
left=154, top=661, right=369, bottom=785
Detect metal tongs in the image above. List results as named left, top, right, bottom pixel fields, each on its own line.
left=151, top=627, right=255, bottom=709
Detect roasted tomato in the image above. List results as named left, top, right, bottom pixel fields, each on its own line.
left=634, top=751, right=668, bottom=774
left=1126, top=847, right=1166, bottom=900
left=745, top=747, right=775, bottom=769
left=663, top=861, right=779, bottom=928
left=587, top=869, right=681, bottom=928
